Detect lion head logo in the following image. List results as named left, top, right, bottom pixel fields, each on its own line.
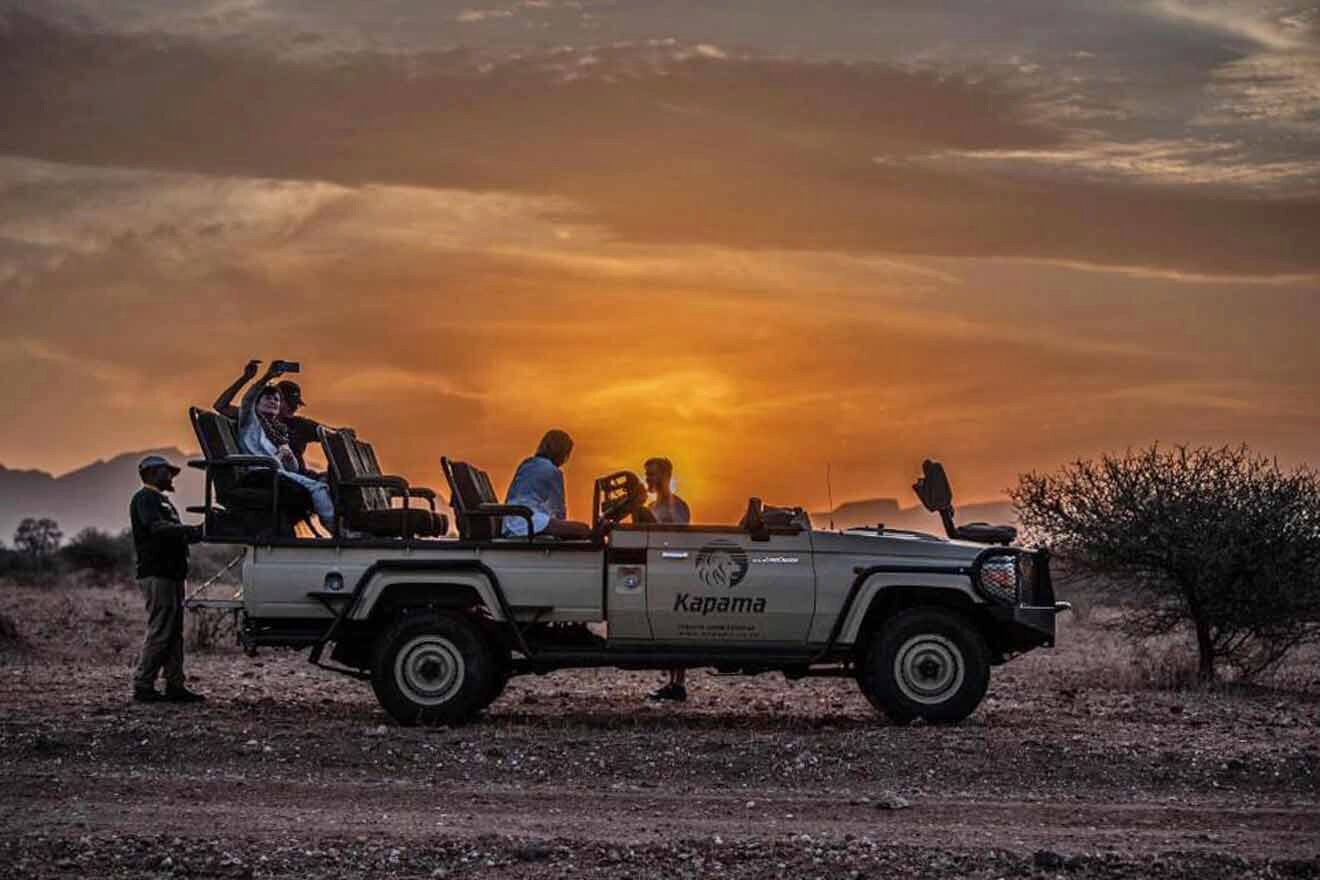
left=695, top=540, right=750, bottom=589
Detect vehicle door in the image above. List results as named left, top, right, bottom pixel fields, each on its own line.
left=645, top=526, right=815, bottom=645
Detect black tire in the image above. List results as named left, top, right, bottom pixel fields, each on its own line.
left=370, top=610, right=494, bottom=726
left=858, top=607, right=990, bottom=725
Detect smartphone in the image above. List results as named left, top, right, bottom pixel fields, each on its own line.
left=272, top=360, right=301, bottom=373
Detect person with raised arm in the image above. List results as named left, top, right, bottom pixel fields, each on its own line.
left=214, top=360, right=331, bottom=475
left=237, top=361, right=336, bottom=532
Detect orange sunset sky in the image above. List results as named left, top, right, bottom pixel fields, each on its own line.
left=2, top=2, right=1318, bottom=521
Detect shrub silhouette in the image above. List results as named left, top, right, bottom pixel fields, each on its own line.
left=1013, top=444, right=1320, bottom=681
left=61, top=528, right=134, bottom=577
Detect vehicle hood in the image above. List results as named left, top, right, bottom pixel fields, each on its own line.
left=808, top=528, right=988, bottom=566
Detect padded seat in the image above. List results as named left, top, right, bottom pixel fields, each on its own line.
left=354, top=507, right=445, bottom=536
left=441, top=457, right=535, bottom=541
left=222, top=486, right=312, bottom=510
left=952, top=522, right=1017, bottom=544
left=321, top=428, right=447, bottom=539
left=188, top=407, right=313, bottom=539
left=913, top=459, right=1016, bottom=546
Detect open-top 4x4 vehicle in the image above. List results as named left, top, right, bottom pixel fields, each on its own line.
left=185, top=412, right=1066, bottom=726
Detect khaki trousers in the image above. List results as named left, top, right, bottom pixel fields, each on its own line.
left=134, top=577, right=185, bottom=691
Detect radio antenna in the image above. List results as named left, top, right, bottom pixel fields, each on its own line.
left=826, top=463, right=836, bottom=531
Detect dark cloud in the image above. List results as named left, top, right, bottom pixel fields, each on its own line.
left=4, top=12, right=1316, bottom=277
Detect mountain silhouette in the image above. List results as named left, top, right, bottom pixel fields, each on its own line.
left=811, top=496, right=1016, bottom=534
left=0, top=449, right=1017, bottom=546
left=0, top=449, right=203, bottom=542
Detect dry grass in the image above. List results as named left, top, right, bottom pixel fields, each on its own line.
left=1042, top=608, right=1320, bottom=694
left=3, top=577, right=1318, bottom=696
left=0, top=579, right=245, bottom=666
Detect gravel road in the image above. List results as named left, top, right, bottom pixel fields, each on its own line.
left=2, top=608, right=1319, bottom=878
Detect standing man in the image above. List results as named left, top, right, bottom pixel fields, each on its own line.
left=644, top=457, right=693, bottom=703
left=130, top=455, right=206, bottom=704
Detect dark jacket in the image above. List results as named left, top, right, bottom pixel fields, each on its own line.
left=130, top=487, right=198, bottom=581
left=285, top=415, right=322, bottom=472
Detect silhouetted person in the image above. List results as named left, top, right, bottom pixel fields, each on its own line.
left=503, top=430, right=592, bottom=540
left=644, top=456, right=693, bottom=703
left=130, top=455, right=205, bottom=704
left=645, top=457, right=691, bottom=525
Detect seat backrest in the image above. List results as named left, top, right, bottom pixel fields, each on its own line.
left=347, top=437, right=392, bottom=511
left=359, top=441, right=383, bottom=476
left=190, top=406, right=244, bottom=497
left=442, top=457, right=501, bottom=540
left=913, top=459, right=954, bottom=513
left=353, top=440, right=396, bottom=511
left=473, top=468, right=499, bottom=505
left=913, top=459, right=970, bottom=540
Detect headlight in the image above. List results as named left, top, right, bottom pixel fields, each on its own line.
left=978, top=556, right=1019, bottom=603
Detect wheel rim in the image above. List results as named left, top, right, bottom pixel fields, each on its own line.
left=394, top=635, right=465, bottom=706
left=893, top=633, right=964, bottom=705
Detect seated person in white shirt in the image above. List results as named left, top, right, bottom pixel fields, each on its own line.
left=502, top=429, right=592, bottom=540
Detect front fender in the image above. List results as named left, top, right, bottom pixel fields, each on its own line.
left=834, top=572, right=982, bottom=646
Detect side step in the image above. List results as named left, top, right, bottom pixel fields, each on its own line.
left=183, top=598, right=244, bottom=611
left=513, top=649, right=821, bottom=673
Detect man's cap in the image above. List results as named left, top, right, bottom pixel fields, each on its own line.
left=276, top=380, right=305, bottom=407
left=138, top=455, right=181, bottom=476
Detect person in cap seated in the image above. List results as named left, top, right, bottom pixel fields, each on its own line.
left=237, top=362, right=336, bottom=532
left=502, top=429, right=593, bottom=540
left=272, top=379, right=322, bottom=473
left=213, top=360, right=332, bottom=475
left=130, top=455, right=205, bottom=704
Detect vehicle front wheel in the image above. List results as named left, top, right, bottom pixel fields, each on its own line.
left=370, top=611, right=494, bottom=726
left=858, top=607, right=990, bottom=725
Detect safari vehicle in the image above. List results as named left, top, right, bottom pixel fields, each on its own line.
left=185, top=408, right=1066, bottom=725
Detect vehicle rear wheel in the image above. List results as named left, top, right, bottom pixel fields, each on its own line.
left=858, top=607, right=990, bottom=725
left=370, top=611, right=494, bottom=726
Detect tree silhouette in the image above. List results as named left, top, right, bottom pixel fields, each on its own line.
left=13, top=517, right=63, bottom=563
left=1013, top=445, right=1320, bottom=681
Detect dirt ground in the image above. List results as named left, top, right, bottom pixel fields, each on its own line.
left=2, top=584, right=1319, bottom=879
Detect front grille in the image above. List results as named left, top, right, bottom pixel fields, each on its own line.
left=979, top=557, right=1019, bottom=603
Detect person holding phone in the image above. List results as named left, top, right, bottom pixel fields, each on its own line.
left=214, top=360, right=330, bottom=474
left=236, top=361, right=336, bottom=532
